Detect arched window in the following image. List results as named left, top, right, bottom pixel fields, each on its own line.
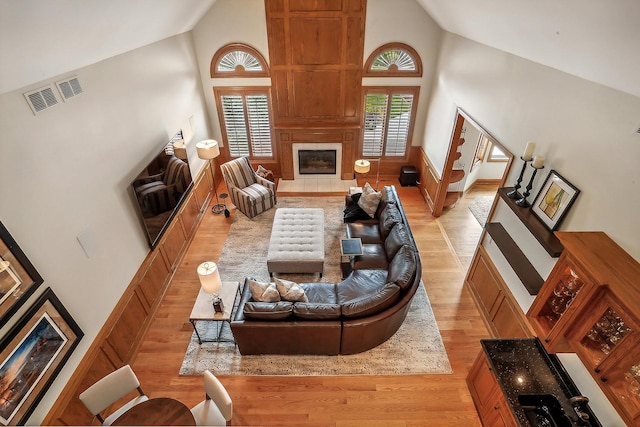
left=363, top=43, right=422, bottom=77
left=211, top=44, right=273, bottom=159
left=210, top=43, right=270, bottom=78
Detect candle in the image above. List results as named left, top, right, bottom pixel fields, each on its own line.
left=532, top=155, right=545, bottom=168
left=522, top=141, right=536, bottom=161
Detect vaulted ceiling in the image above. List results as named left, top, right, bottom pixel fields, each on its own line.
left=1, top=0, right=638, bottom=96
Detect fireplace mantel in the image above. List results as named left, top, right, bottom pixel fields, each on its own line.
left=276, top=128, right=359, bottom=180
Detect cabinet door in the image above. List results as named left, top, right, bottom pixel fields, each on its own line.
left=467, top=247, right=502, bottom=318
left=568, top=293, right=640, bottom=425
left=485, top=390, right=518, bottom=427
left=527, top=253, right=596, bottom=352
left=467, top=352, right=500, bottom=414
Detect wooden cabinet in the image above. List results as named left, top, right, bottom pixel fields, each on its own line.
left=466, top=245, right=533, bottom=339
left=467, top=352, right=518, bottom=427
left=568, top=292, right=640, bottom=426
left=527, top=231, right=640, bottom=426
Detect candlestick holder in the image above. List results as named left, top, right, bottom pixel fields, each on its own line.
left=516, top=165, right=545, bottom=207
left=507, top=157, right=531, bottom=199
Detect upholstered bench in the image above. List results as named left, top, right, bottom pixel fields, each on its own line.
left=267, top=208, right=324, bottom=277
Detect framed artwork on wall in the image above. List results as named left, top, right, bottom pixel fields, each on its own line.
left=0, top=287, right=83, bottom=426
left=0, top=221, right=44, bottom=327
left=531, top=169, right=581, bottom=231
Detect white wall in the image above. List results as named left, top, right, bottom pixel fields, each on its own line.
left=422, top=32, right=640, bottom=426
left=0, top=32, right=210, bottom=424
left=364, top=0, right=442, bottom=148
left=424, top=33, right=640, bottom=260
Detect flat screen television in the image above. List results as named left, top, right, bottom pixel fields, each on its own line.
left=130, top=131, right=193, bottom=248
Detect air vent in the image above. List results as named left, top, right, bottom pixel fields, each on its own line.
left=56, top=76, right=83, bottom=100
left=24, top=85, right=60, bottom=115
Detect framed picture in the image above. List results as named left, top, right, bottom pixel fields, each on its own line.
left=0, top=221, right=44, bottom=328
left=531, top=170, right=581, bottom=231
left=0, top=287, right=83, bottom=425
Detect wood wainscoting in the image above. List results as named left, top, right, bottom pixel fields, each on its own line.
left=42, top=163, right=214, bottom=426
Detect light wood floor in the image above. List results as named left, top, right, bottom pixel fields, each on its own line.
left=132, top=178, right=496, bottom=426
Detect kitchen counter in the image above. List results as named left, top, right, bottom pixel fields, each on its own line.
left=481, top=338, right=601, bottom=426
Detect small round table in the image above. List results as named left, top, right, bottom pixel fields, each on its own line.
left=112, top=397, right=196, bottom=426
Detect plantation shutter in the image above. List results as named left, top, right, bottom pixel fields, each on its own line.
left=246, top=94, right=272, bottom=157
left=385, top=93, right=414, bottom=157
left=221, top=95, right=249, bottom=156
left=221, top=93, right=273, bottom=158
left=363, top=93, right=388, bottom=156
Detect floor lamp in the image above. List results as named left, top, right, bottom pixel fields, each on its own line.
left=354, top=158, right=381, bottom=190
left=196, top=139, right=226, bottom=214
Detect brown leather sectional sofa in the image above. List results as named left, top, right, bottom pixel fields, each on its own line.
left=230, top=185, right=422, bottom=355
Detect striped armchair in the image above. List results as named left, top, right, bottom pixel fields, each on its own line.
left=220, top=157, right=276, bottom=219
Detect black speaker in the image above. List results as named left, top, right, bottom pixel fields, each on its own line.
left=399, top=165, right=418, bottom=186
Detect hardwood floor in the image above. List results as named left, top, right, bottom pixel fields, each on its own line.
left=132, top=178, right=497, bottom=426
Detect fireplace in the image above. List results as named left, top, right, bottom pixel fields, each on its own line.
left=298, top=150, right=337, bottom=175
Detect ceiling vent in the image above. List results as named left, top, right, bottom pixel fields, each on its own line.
left=24, top=85, right=60, bottom=115
left=56, top=76, right=83, bottom=100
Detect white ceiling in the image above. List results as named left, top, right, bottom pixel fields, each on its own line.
left=1, top=0, right=639, bottom=97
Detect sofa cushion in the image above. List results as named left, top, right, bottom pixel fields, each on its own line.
left=336, top=269, right=388, bottom=301
left=378, top=203, right=402, bottom=239
left=376, top=186, right=398, bottom=218
left=387, top=245, right=417, bottom=291
left=275, top=278, right=308, bottom=302
left=357, top=182, right=381, bottom=218
left=293, top=303, right=341, bottom=320
left=243, top=301, right=293, bottom=320
left=300, top=282, right=338, bottom=304
left=346, top=222, right=383, bottom=244
left=352, top=243, right=388, bottom=270
left=248, top=278, right=280, bottom=302
left=339, top=282, right=401, bottom=319
left=384, top=223, right=410, bottom=259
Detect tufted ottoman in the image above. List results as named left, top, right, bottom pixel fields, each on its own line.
left=267, top=208, right=324, bottom=277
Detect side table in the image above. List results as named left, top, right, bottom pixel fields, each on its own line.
left=189, top=281, right=241, bottom=345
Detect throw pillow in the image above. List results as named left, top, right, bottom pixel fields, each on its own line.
left=357, top=182, right=381, bottom=218
left=343, top=203, right=371, bottom=223
left=275, top=278, right=308, bottom=302
left=248, top=278, right=280, bottom=302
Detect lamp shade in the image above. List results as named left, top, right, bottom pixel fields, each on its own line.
left=173, top=139, right=187, bottom=160
left=196, top=139, right=220, bottom=160
left=197, top=261, right=222, bottom=294
left=354, top=159, right=371, bottom=174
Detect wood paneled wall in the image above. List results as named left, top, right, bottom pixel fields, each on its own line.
left=42, top=164, right=214, bottom=426
left=265, top=0, right=366, bottom=179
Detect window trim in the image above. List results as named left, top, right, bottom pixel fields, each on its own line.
left=210, top=43, right=270, bottom=78
left=360, top=86, right=420, bottom=160
left=364, top=43, right=423, bottom=77
left=213, top=87, right=276, bottom=160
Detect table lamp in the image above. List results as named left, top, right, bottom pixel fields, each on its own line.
left=197, top=261, right=224, bottom=313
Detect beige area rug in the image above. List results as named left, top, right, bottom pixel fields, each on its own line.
left=468, top=195, right=494, bottom=225
left=179, top=197, right=452, bottom=376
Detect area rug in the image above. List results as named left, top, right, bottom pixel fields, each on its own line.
left=468, top=195, right=494, bottom=225
left=180, top=197, right=452, bottom=376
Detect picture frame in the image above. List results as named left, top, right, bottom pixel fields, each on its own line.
left=0, top=221, right=44, bottom=328
left=0, top=287, right=83, bottom=426
left=531, top=169, right=581, bottom=231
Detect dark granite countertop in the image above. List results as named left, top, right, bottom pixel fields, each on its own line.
left=481, top=338, right=601, bottom=427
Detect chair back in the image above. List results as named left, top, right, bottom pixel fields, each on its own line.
left=163, top=156, right=190, bottom=194
left=79, top=365, right=143, bottom=417
left=221, top=157, right=256, bottom=190
left=203, top=370, right=233, bottom=421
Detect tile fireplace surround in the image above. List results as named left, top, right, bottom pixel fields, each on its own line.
left=278, top=141, right=356, bottom=192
